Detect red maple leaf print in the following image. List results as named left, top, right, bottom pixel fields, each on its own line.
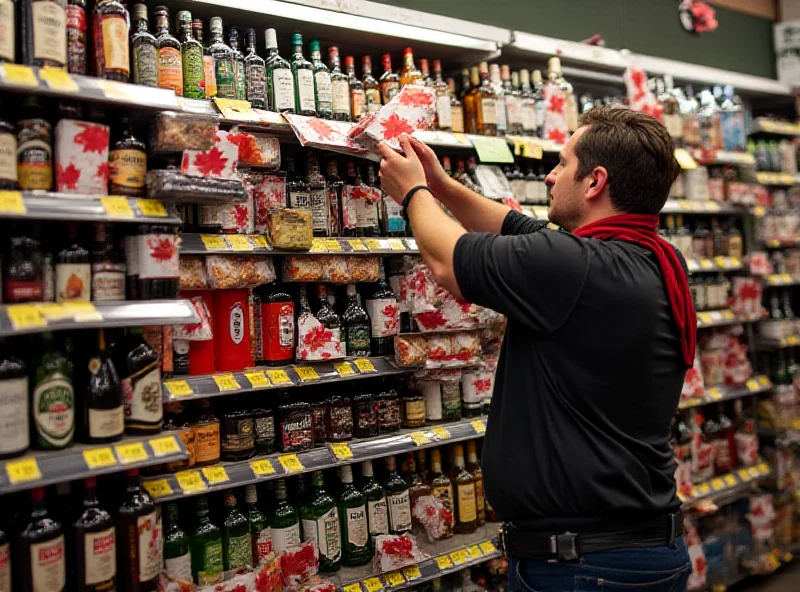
left=303, top=323, right=333, bottom=352
left=147, top=236, right=177, bottom=261
left=548, top=93, right=565, bottom=115
left=96, top=161, right=109, bottom=182
left=548, top=128, right=568, bottom=146
left=307, top=118, right=337, bottom=141
left=193, top=146, right=229, bottom=177
left=381, top=303, right=398, bottom=332
left=415, top=116, right=430, bottom=130
left=58, top=163, right=81, bottom=190
left=73, top=123, right=109, bottom=154
left=397, top=87, right=434, bottom=107
left=233, top=203, right=250, bottom=228
left=631, top=69, right=646, bottom=92
left=472, top=377, right=492, bottom=393
left=227, top=132, right=263, bottom=164
left=415, top=310, right=448, bottom=330
left=381, top=113, right=415, bottom=140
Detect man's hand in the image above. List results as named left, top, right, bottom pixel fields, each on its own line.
left=407, top=136, right=452, bottom=196
left=378, top=135, right=428, bottom=205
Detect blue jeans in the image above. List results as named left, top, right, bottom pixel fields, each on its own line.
left=508, top=538, right=691, bottom=592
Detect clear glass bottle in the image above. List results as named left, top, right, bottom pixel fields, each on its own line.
left=306, top=150, right=330, bottom=237
left=309, top=39, right=332, bottom=119
left=448, top=77, right=464, bottom=134
left=290, top=32, right=317, bottom=116
left=225, top=26, right=246, bottom=100
left=361, top=460, right=389, bottom=540
left=163, top=502, right=191, bottom=583
left=489, top=63, right=507, bottom=136
left=532, top=70, right=547, bottom=139
left=450, top=443, right=477, bottom=533
left=432, top=60, right=452, bottom=132
left=208, top=17, right=235, bottom=99
left=362, top=55, right=382, bottom=114
left=328, top=46, right=351, bottom=122
left=503, top=65, right=522, bottom=135
left=519, top=69, right=536, bottom=136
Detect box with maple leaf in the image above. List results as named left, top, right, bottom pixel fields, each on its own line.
left=180, top=130, right=239, bottom=179
left=228, top=127, right=281, bottom=168
left=55, top=119, right=110, bottom=194
left=283, top=114, right=370, bottom=159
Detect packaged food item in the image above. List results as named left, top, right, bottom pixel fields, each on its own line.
left=150, top=111, right=219, bottom=153
left=394, top=335, right=428, bottom=367
left=180, top=130, right=238, bottom=179
left=411, top=495, right=454, bottom=542
left=245, top=171, right=286, bottom=233
left=279, top=402, right=313, bottom=452
left=347, top=257, right=380, bottom=282
left=147, top=169, right=246, bottom=204
left=373, top=534, right=426, bottom=572
left=283, top=258, right=324, bottom=282
left=228, top=128, right=281, bottom=168
left=179, top=256, right=208, bottom=290
left=284, top=113, right=370, bottom=158
left=173, top=296, right=213, bottom=341
left=206, top=256, right=276, bottom=289
left=268, top=209, right=313, bottom=250
left=279, top=542, right=318, bottom=588
left=218, top=194, right=255, bottom=234
left=55, top=118, right=110, bottom=194
left=296, top=576, right=337, bottom=592
left=322, top=257, right=350, bottom=284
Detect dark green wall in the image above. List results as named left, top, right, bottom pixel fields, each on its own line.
left=371, top=0, right=776, bottom=79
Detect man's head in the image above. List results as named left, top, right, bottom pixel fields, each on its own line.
left=545, top=105, right=680, bottom=231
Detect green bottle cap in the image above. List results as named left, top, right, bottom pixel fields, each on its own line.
left=309, top=39, right=320, bottom=52
left=291, top=32, right=303, bottom=47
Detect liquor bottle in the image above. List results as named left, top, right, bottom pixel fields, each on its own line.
left=464, top=440, right=485, bottom=526
left=244, top=485, right=272, bottom=565
left=0, top=102, right=15, bottom=190
left=340, top=160, right=361, bottom=237
left=362, top=164, right=381, bottom=236
left=323, top=46, right=350, bottom=122
left=109, top=114, right=147, bottom=197
left=337, top=465, right=371, bottom=566
left=427, top=448, right=454, bottom=538
left=92, top=0, right=129, bottom=81
left=84, top=329, right=124, bottom=443
left=14, top=487, right=65, bottom=592
left=489, top=64, right=507, bottom=136
left=193, top=399, right=221, bottom=467
left=73, top=477, right=115, bottom=592
left=306, top=150, right=330, bottom=237
left=285, top=155, right=308, bottom=208
left=361, top=460, right=389, bottom=539
left=220, top=397, right=255, bottom=461
left=399, top=47, right=422, bottom=87
left=462, top=67, right=479, bottom=134
left=502, top=65, right=521, bottom=135
left=345, top=56, right=366, bottom=122
left=251, top=401, right=275, bottom=455
left=326, top=159, right=344, bottom=235
left=290, top=32, right=317, bottom=116
left=402, top=451, right=430, bottom=516
left=258, top=282, right=295, bottom=365
left=225, top=26, right=246, bottom=100
left=301, top=471, right=341, bottom=572
left=532, top=70, right=548, bottom=138
left=470, top=62, right=497, bottom=136
left=111, top=328, right=163, bottom=434
left=418, top=58, right=432, bottom=87
left=191, top=497, right=223, bottom=585
left=366, top=261, right=398, bottom=356
left=153, top=5, right=182, bottom=94
left=382, top=188, right=405, bottom=237
left=271, top=479, right=301, bottom=556
left=0, top=0, right=15, bottom=63
left=431, top=60, right=452, bottom=132
left=447, top=78, right=464, bottom=134
left=309, top=40, right=332, bottom=119
left=315, top=283, right=343, bottom=346
left=88, top=219, right=124, bottom=297
left=32, top=332, right=75, bottom=450
left=384, top=455, right=412, bottom=534
left=66, top=0, right=87, bottom=74
left=21, top=0, right=67, bottom=69
left=222, top=491, right=252, bottom=571
left=379, top=54, right=400, bottom=104
left=56, top=223, right=90, bottom=302
left=209, top=17, right=236, bottom=99
left=0, top=340, right=28, bottom=458
left=265, top=28, right=294, bottom=113
left=519, top=69, right=536, bottom=136
left=362, top=55, right=381, bottom=114
left=343, top=284, right=371, bottom=357
left=163, top=502, right=191, bottom=583
left=659, top=75, right=683, bottom=145
left=117, top=469, right=161, bottom=592
left=180, top=21, right=205, bottom=99
left=130, top=4, right=158, bottom=87
left=192, top=19, right=216, bottom=98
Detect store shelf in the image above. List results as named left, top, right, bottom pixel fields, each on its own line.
left=0, top=192, right=180, bottom=224
left=759, top=239, right=800, bottom=249
left=0, top=300, right=199, bottom=337
left=163, top=357, right=411, bottom=402
left=661, top=200, right=746, bottom=215
left=686, top=256, right=744, bottom=274
left=757, top=334, right=800, bottom=349
left=750, top=118, right=800, bottom=137
left=691, top=150, right=756, bottom=167
left=764, top=273, right=800, bottom=286
left=696, top=310, right=764, bottom=329
left=179, top=234, right=418, bottom=256
left=680, top=461, right=773, bottom=510
left=755, top=172, right=800, bottom=186
left=679, top=375, right=773, bottom=410
left=0, top=433, right=189, bottom=494
left=141, top=417, right=487, bottom=502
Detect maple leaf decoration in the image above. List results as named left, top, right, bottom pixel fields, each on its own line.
left=193, top=146, right=229, bottom=177
left=96, top=161, right=109, bottom=181
left=227, top=132, right=263, bottom=164
left=548, top=93, right=566, bottom=115
left=548, top=128, right=568, bottom=146
left=58, top=163, right=81, bottom=190
left=397, top=88, right=434, bottom=108
left=147, top=236, right=177, bottom=262
left=381, top=113, right=414, bottom=140
left=303, top=323, right=334, bottom=352
left=307, top=118, right=337, bottom=141
left=73, top=123, right=109, bottom=154
left=233, top=203, right=250, bottom=228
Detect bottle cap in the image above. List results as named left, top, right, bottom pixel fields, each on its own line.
left=361, top=460, right=374, bottom=477
left=512, top=71, right=520, bottom=85
left=382, top=53, right=392, bottom=69
left=532, top=69, right=542, bottom=84
left=362, top=55, right=372, bottom=70
left=210, top=17, right=223, bottom=33
left=478, top=61, right=489, bottom=74
left=309, top=39, right=321, bottom=52
left=432, top=59, right=442, bottom=73
left=244, top=484, right=257, bottom=503
left=176, top=10, right=191, bottom=26
left=519, top=69, right=530, bottom=84
left=132, top=4, right=148, bottom=20
left=265, top=28, right=278, bottom=49
left=403, top=47, right=413, bottom=56
left=345, top=56, right=355, bottom=68
left=340, top=464, right=353, bottom=483
left=291, top=32, right=303, bottom=47
left=548, top=56, right=562, bottom=72
left=419, top=58, right=429, bottom=73
left=385, top=454, right=397, bottom=470
left=500, top=64, right=510, bottom=78
left=245, top=28, right=256, bottom=44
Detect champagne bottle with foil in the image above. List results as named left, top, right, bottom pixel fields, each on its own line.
left=84, top=328, right=124, bottom=444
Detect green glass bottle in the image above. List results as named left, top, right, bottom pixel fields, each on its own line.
left=222, top=491, right=252, bottom=571
left=244, top=485, right=272, bottom=566
left=290, top=32, right=317, bottom=116
left=301, top=471, right=341, bottom=572
left=32, top=332, right=75, bottom=449
left=271, top=479, right=301, bottom=556
left=191, top=497, right=223, bottom=585
left=337, top=465, right=371, bottom=566
left=309, top=39, right=332, bottom=119
left=264, top=28, right=294, bottom=113
left=208, top=17, right=235, bottom=99
left=180, top=21, right=205, bottom=99
left=361, top=460, right=389, bottom=540
left=225, top=26, right=247, bottom=100
left=328, top=46, right=351, bottom=122
left=163, top=502, right=192, bottom=582
left=384, top=455, right=412, bottom=534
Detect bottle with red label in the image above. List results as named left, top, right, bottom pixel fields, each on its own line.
left=74, top=477, right=116, bottom=592
left=14, top=486, right=66, bottom=592
left=257, top=283, right=295, bottom=365
left=117, top=469, right=161, bottom=592
left=137, top=224, right=179, bottom=299
left=66, top=0, right=87, bottom=74
left=366, top=261, right=398, bottom=356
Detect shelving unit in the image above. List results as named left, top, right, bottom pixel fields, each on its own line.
left=679, top=375, right=773, bottom=410
left=679, top=460, right=774, bottom=509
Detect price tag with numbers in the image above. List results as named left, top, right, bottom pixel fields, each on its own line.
left=435, top=555, right=454, bottom=570
left=143, top=479, right=173, bottom=499
left=354, top=358, right=376, bottom=373
left=39, top=67, right=79, bottom=92
left=136, top=199, right=168, bottom=217
left=201, top=234, right=229, bottom=250
left=251, top=235, right=268, bottom=248
left=0, top=191, right=26, bottom=215
left=278, top=454, right=304, bottom=473
left=250, top=459, right=276, bottom=476
left=294, top=366, right=320, bottom=381
left=6, top=457, right=42, bottom=484
left=83, top=447, right=117, bottom=469
left=176, top=470, right=208, bottom=493
left=467, top=545, right=483, bottom=559
left=479, top=541, right=497, bottom=555
left=266, top=369, right=292, bottom=385
left=383, top=572, right=405, bottom=588
left=757, top=462, right=770, bottom=475
left=449, top=549, right=468, bottom=565
left=363, top=577, right=383, bottom=592
left=746, top=379, right=761, bottom=392
left=1, top=64, right=39, bottom=86
left=724, top=474, right=738, bottom=487
left=365, top=238, right=383, bottom=251
left=700, top=259, right=714, bottom=270
left=7, top=304, right=47, bottom=330
left=348, top=239, right=368, bottom=251
left=330, top=442, right=353, bottom=460
left=707, top=388, right=723, bottom=401
left=693, top=483, right=711, bottom=497
left=472, top=419, right=486, bottom=434
left=406, top=238, right=418, bottom=251
left=409, top=432, right=431, bottom=446
left=115, top=442, right=149, bottom=464
left=758, top=376, right=771, bottom=387
left=696, top=312, right=712, bottom=326
left=101, top=196, right=135, bottom=219
left=334, top=362, right=356, bottom=376
left=402, top=566, right=421, bottom=581
left=324, top=238, right=343, bottom=251
left=202, top=466, right=230, bottom=484
left=310, top=238, right=327, bottom=252
left=213, top=373, right=241, bottom=392
left=164, top=380, right=193, bottom=397
left=738, top=468, right=752, bottom=481
left=227, top=235, right=254, bottom=251
left=150, top=435, right=181, bottom=457
left=432, top=426, right=450, bottom=440
left=245, top=371, right=271, bottom=388
left=748, top=466, right=761, bottom=478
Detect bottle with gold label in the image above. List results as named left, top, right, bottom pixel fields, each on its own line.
left=463, top=67, right=479, bottom=135
left=426, top=448, right=454, bottom=539
left=465, top=440, right=485, bottom=526
left=379, top=54, right=400, bottom=105
left=92, top=0, right=129, bottom=81
left=192, top=399, right=220, bottom=467
left=399, top=47, right=422, bottom=87
left=17, top=97, right=53, bottom=191
left=109, top=114, right=147, bottom=196
left=345, top=56, right=366, bottom=122
left=469, top=62, right=497, bottom=136
left=449, top=444, right=477, bottom=534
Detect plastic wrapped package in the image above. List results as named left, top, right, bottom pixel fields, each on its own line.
left=179, top=256, right=208, bottom=290
left=55, top=119, right=110, bottom=194
left=180, top=130, right=239, bottom=179
left=150, top=111, right=219, bottom=153
left=684, top=518, right=708, bottom=590
left=427, top=334, right=453, bottom=365
left=348, top=257, right=380, bottom=282
left=268, top=209, right=313, bottom=250
left=279, top=542, right=318, bottom=588
left=229, top=128, right=281, bottom=168
left=283, top=257, right=324, bottom=282
left=372, top=534, right=426, bottom=572
left=296, top=312, right=344, bottom=361
left=173, top=296, right=213, bottom=341
left=244, top=170, right=286, bottom=233
left=282, top=256, right=381, bottom=283
left=206, top=256, right=276, bottom=289
left=394, top=334, right=428, bottom=367
left=321, top=257, right=350, bottom=284
left=295, top=577, right=337, bottom=592
left=411, top=495, right=454, bottom=542
left=218, top=194, right=255, bottom=234
left=147, top=169, right=246, bottom=204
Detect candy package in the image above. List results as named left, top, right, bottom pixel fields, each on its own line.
left=55, top=119, right=110, bottom=194
left=180, top=256, right=209, bottom=290
left=372, top=534, right=426, bottom=572
left=296, top=310, right=344, bottom=361
left=180, top=130, right=239, bottom=179
left=150, top=111, right=218, bottom=153
left=268, top=209, right=313, bottom=250
left=206, top=256, right=276, bottom=289
left=411, top=495, right=454, bottom=542
left=282, top=256, right=380, bottom=283
left=147, top=169, right=246, bottom=204
left=229, top=128, right=281, bottom=168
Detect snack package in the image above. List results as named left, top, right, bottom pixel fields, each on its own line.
left=55, top=119, right=110, bottom=194
left=173, top=296, right=213, bottom=341
left=255, top=555, right=283, bottom=592
left=372, top=534, right=426, bottom=572
left=218, top=194, right=255, bottom=234
left=206, top=256, right=276, bottom=289
left=150, top=111, right=219, bottom=153
left=731, top=277, right=763, bottom=318
left=268, top=209, right=313, bottom=250
left=180, top=130, right=239, bottom=179
left=347, top=257, right=380, bottom=282
left=279, top=542, right=318, bottom=588
left=147, top=169, right=246, bottom=204
left=283, top=257, right=324, bottom=282
left=229, top=128, right=281, bottom=168
left=245, top=171, right=286, bottom=233
left=395, top=335, right=429, bottom=367
left=180, top=256, right=209, bottom=290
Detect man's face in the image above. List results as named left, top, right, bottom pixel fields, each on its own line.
left=545, top=126, right=590, bottom=232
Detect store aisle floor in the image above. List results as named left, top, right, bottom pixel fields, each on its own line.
left=732, top=561, right=800, bottom=591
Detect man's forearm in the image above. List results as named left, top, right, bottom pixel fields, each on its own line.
left=432, top=177, right=511, bottom=234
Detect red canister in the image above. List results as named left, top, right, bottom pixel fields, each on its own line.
left=213, top=289, right=253, bottom=371
left=182, top=290, right=216, bottom=376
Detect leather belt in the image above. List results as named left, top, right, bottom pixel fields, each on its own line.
left=498, top=511, right=684, bottom=563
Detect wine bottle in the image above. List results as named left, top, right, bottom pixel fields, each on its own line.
left=343, top=284, right=371, bottom=357
left=111, top=329, right=163, bottom=435
left=301, top=471, right=341, bottom=572
left=15, top=487, right=65, bottom=592
left=222, top=491, right=251, bottom=572
left=337, top=465, right=371, bottom=566
left=361, top=460, right=389, bottom=540
left=0, top=339, right=28, bottom=458
left=84, top=329, right=124, bottom=443
left=449, top=444, right=478, bottom=534
left=244, top=485, right=272, bottom=566
left=365, top=261, right=398, bottom=356
left=163, top=502, right=192, bottom=583
left=383, top=455, right=412, bottom=534
left=74, top=477, right=116, bottom=592
left=21, top=0, right=67, bottom=69
left=117, top=469, right=161, bottom=592
left=191, top=497, right=223, bottom=585
left=465, top=440, right=485, bottom=526
left=271, top=479, right=301, bottom=556
left=265, top=28, right=294, bottom=113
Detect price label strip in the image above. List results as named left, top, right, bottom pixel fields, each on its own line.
left=710, top=477, right=725, bottom=492
left=250, top=235, right=269, bottom=248
left=409, top=432, right=431, bottom=446
left=213, top=373, right=241, bottom=392
left=348, top=239, right=368, bottom=251
left=723, top=474, right=738, bottom=487
left=7, top=304, right=47, bottom=330
left=354, top=358, right=376, bottom=373
left=202, top=466, right=230, bottom=484
left=479, top=541, right=497, bottom=555
left=467, top=545, right=483, bottom=559
left=334, top=362, right=356, bottom=376
left=1, top=64, right=39, bottom=87
left=245, top=371, right=271, bottom=388
left=343, top=584, right=363, bottom=592
left=388, top=238, right=406, bottom=251
left=136, top=199, right=168, bottom=217
left=201, top=234, right=229, bottom=250
left=39, top=67, right=79, bottom=92
left=363, top=577, right=384, bottom=592
left=383, top=572, right=405, bottom=588
left=143, top=479, right=173, bottom=499
left=738, top=468, right=752, bottom=481
left=83, top=447, right=117, bottom=470
left=100, top=196, right=135, bottom=219
left=402, top=566, right=421, bottom=581
left=432, top=426, right=450, bottom=440
left=150, top=435, right=181, bottom=457
left=6, top=457, right=42, bottom=485
left=294, top=366, right=320, bottom=382
left=449, top=549, right=469, bottom=565
left=176, top=470, right=208, bottom=493
left=324, top=238, right=344, bottom=252
left=435, top=555, right=454, bottom=570
left=746, top=379, right=761, bottom=392
left=0, top=191, right=26, bottom=215
left=266, top=369, right=292, bottom=385
left=227, top=235, right=254, bottom=251
left=250, top=459, right=276, bottom=476
left=330, top=442, right=353, bottom=460
left=472, top=419, right=487, bottom=434
left=278, top=454, right=304, bottom=474
left=115, top=442, right=149, bottom=465
left=164, top=380, right=193, bottom=397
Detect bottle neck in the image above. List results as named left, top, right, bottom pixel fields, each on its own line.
left=135, top=18, right=149, bottom=33
left=210, top=29, right=224, bottom=44
left=454, top=454, right=465, bottom=469
left=403, top=54, right=415, bottom=70
left=293, top=44, right=304, bottom=57
left=311, top=50, right=322, bottom=63
left=154, top=14, right=169, bottom=35
left=467, top=451, right=478, bottom=464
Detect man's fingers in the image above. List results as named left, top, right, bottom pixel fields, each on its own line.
left=409, top=135, right=434, bottom=159
left=377, top=141, right=400, bottom=161
left=399, top=135, right=420, bottom=164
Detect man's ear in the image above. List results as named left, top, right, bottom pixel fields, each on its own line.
left=586, top=166, right=608, bottom=200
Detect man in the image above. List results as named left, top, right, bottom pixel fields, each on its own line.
left=378, top=106, right=694, bottom=591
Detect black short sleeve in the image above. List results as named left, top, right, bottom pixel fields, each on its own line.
left=453, top=228, right=591, bottom=334
left=501, top=210, right=549, bottom=235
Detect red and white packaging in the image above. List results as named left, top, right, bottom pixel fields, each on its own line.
left=411, top=495, right=454, bottom=542
left=365, top=295, right=399, bottom=339
left=623, top=64, right=664, bottom=123
left=541, top=79, right=570, bottom=146
left=279, top=542, right=318, bottom=588
left=684, top=518, right=707, bottom=590
left=55, top=119, right=110, bottom=194
left=138, top=231, right=179, bottom=284
left=296, top=313, right=344, bottom=361
left=180, top=130, right=238, bottom=179
left=219, top=195, right=255, bottom=234
left=228, top=128, right=281, bottom=168
left=731, top=277, right=764, bottom=318
left=173, top=296, right=213, bottom=341
left=735, top=429, right=759, bottom=466
left=748, top=252, right=772, bottom=277
left=691, top=410, right=715, bottom=483
left=244, top=171, right=286, bottom=234
left=462, top=370, right=495, bottom=405
left=747, top=494, right=776, bottom=543
left=284, top=114, right=369, bottom=159
left=372, top=534, right=426, bottom=572
left=212, top=288, right=253, bottom=371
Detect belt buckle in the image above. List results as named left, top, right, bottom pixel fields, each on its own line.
left=549, top=532, right=579, bottom=563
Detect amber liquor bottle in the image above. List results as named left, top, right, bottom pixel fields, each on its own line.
left=14, top=486, right=66, bottom=592
left=345, top=56, right=366, bottom=122
left=464, top=440, right=485, bottom=526
left=117, top=469, right=161, bottom=592
left=379, top=54, right=400, bottom=104
left=111, top=328, right=164, bottom=435
left=92, top=0, right=130, bottom=81
left=399, top=47, right=422, bottom=87
left=74, top=477, right=116, bottom=592
left=426, top=449, right=454, bottom=539
left=450, top=444, right=478, bottom=534
left=21, top=0, right=68, bottom=69
left=469, top=62, right=497, bottom=136
left=362, top=55, right=381, bottom=114
left=193, top=19, right=217, bottom=98
left=153, top=5, right=182, bottom=94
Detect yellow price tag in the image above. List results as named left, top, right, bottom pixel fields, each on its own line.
left=6, top=304, right=47, bottom=330
left=83, top=447, right=117, bottom=469
left=384, top=572, right=405, bottom=587
left=213, top=373, right=241, bottom=392
left=523, top=139, right=543, bottom=159
left=714, top=257, right=730, bottom=269
left=335, top=362, right=356, bottom=376
left=100, top=196, right=135, bottom=219
left=143, top=479, right=173, bottom=499
left=450, top=549, right=468, bottom=565
left=150, top=435, right=181, bottom=457
left=0, top=191, right=26, bottom=214
left=711, top=478, right=725, bottom=491
left=363, top=578, right=383, bottom=592
left=294, top=366, right=320, bottom=381
left=176, top=470, right=208, bottom=493
left=310, top=238, right=327, bottom=252
left=324, top=238, right=343, bottom=251
left=409, top=432, right=431, bottom=446
left=700, top=259, right=714, bottom=270
left=759, top=376, right=771, bottom=387
left=472, top=419, right=486, bottom=434
left=251, top=235, right=269, bottom=248
left=746, top=379, right=760, bottom=392
left=758, top=462, right=770, bottom=475
left=1, top=64, right=39, bottom=86
left=343, top=585, right=362, bottom=592
left=748, top=466, right=760, bottom=478
left=245, top=371, right=271, bottom=388
left=432, top=426, right=450, bottom=440
left=479, top=541, right=498, bottom=555
left=266, top=369, right=292, bottom=385
left=402, top=566, right=421, bottom=581
left=354, top=358, right=376, bottom=373
left=39, top=67, right=78, bottom=92
left=250, top=459, right=276, bottom=476
left=468, top=545, right=483, bottom=559
left=365, top=238, right=383, bottom=251
left=201, top=234, right=229, bottom=250
left=202, top=466, right=230, bottom=484
left=6, top=457, right=42, bottom=484
left=227, top=235, right=254, bottom=251
left=348, top=239, right=368, bottom=251
left=115, top=442, right=149, bottom=464
left=694, top=483, right=710, bottom=496
left=674, top=148, right=697, bottom=170
left=697, top=312, right=712, bottom=326
left=388, top=238, right=406, bottom=251
left=330, top=442, right=353, bottom=459
left=435, top=555, right=454, bottom=570
left=724, top=474, right=738, bottom=487
left=164, top=380, right=193, bottom=397
left=738, top=468, right=751, bottom=481
left=704, top=201, right=721, bottom=212
left=278, top=454, right=304, bottom=473
left=136, top=199, right=168, bottom=217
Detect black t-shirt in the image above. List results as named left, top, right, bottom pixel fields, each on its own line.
left=453, top=211, right=685, bottom=531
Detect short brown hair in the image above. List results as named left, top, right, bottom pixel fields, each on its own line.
left=575, top=106, right=679, bottom=215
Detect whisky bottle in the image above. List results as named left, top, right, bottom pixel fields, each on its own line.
left=192, top=19, right=216, bottom=98
left=426, top=448, right=454, bottom=539
left=502, top=65, right=522, bottom=135
left=326, top=159, right=344, bottom=236
left=366, top=261, right=397, bottom=356
left=337, top=465, right=371, bottom=566
left=265, top=28, right=294, bottom=112
left=471, top=62, right=497, bottom=136
left=191, top=497, right=223, bottom=585
left=362, top=55, right=382, bottom=114
left=345, top=56, right=366, bottom=122
left=84, top=328, right=124, bottom=443
left=0, top=0, right=16, bottom=63
left=111, top=328, right=163, bottom=435
left=271, top=479, right=301, bottom=556
left=306, top=150, right=330, bottom=237
left=399, top=47, right=422, bottom=87
left=117, top=469, right=161, bottom=592
left=244, top=485, right=272, bottom=565
left=328, top=46, right=351, bottom=122
left=153, top=6, right=182, bottom=94
left=226, top=26, right=247, bottom=100
left=14, top=487, right=65, bottom=592
left=464, top=440, right=485, bottom=526
left=550, top=58, right=578, bottom=133
left=432, top=60, right=452, bottom=132
left=463, top=67, right=478, bottom=134
left=450, top=444, right=477, bottom=534
left=92, top=0, right=129, bottom=81
left=532, top=69, right=547, bottom=138
left=301, top=471, right=341, bottom=572
left=361, top=460, right=389, bottom=539
left=222, top=491, right=252, bottom=571
left=290, top=32, right=317, bottom=116
left=341, top=160, right=361, bottom=237
left=402, top=451, right=431, bottom=517
left=74, top=477, right=116, bottom=592
left=208, top=17, right=235, bottom=99
left=21, top=0, right=67, bottom=69
left=66, top=0, right=87, bottom=74
left=447, top=78, right=464, bottom=133
left=489, top=63, right=507, bottom=136
left=180, top=21, right=204, bottom=99
left=163, top=502, right=191, bottom=583
left=108, top=113, right=146, bottom=196
left=130, top=4, right=157, bottom=87
left=343, top=284, right=371, bottom=357
left=309, top=40, right=332, bottom=118
left=379, top=54, right=400, bottom=104
left=240, top=28, right=267, bottom=108
left=419, top=58, right=433, bottom=87
left=519, top=69, right=536, bottom=136
left=384, top=455, right=412, bottom=534
left=285, top=155, right=308, bottom=209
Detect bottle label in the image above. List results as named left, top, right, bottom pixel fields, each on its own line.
left=221, top=417, right=254, bottom=453
left=272, top=523, right=300, bottom=556
left=34, top=371, right=74, bottom=447
left=197, top=540, right=223, bottom=585
left=194, top=421, right=220, bottom=464
left=17, top=119, right=53, bottom=190
left=65, top=4, right=85, bottom=74
left=165, top=552, right=192, bottom=583
left=246, top=62, right=267, bottom=106
left=366, top=89, right=381, bottom=114
left=505, top=95, right=521, bottom=126
left=0, top=0, right=14, bottom=63
left=331, top=80, right=351, bottom=117
left=457, top=483, right=477, bottom=523
left=214, top=55, right=236, bottom=99
left=32, top=1, right=66, bottom=65
left=262, top=302, right=295, bottom=361
left=101, top=15, right=129, bottom=74
left=272, top=68, right=294, bottom=111
left=158, top=47, right=184, bottom=95
left=0, top=132, right=15, bottom=182
left=0, top=542, right=9, bottom=592
left=481, top=97, right=498, bottom=125
left=0, top=377, right=28, bottom=455
left=225, top=533, right=251, bottom=570
left=422, top=382, right=443, bottom=421
left=55, top=263, right=90, bottom=302
left=92, top=261, right=126, bottom=301
left=310, top=188, right=329, bottom=232
left=382, top=82, right=400, bottom=104
left=383, top=196, right=405, bottom=234
left=366, top=297, right=399, bottom=337
left=346, top=505, right=369, bottom=548
left=109, top=148, right=146, bottom=189
left=138, top=511, right=162, bottom=582
left=296, top=69, right=316, bottom=112
left=132, top=43, right=158, bottom=87
left=450, top=104, right=464, bottom=133
left=356, top=187, right=379, bottom=228
left=31, top=535, right=65, bottom=592
left=203, top=56, right=217, bottom=98
left=254, top=415, right=275, bottom=448
left=388, top=490, right=412, bottom=532
left=167, top=424, right=195, bottom=470
left=123, top=362, right=163, bottom=426
left=404, top=399, right=426, bottom=422
left=308, top=507, right=341, bottom=562
left=229, top=301, right=245, bottom=346
left=442, top=383, right=461, bottom=417
left=352, top=91, right=366, bottom=120
left=84, top=527, right=115, bottom=585
left=88, top=405, right=124, bottom=439
left=255, top=527, right=273, bottom=561
left=182, top=44, right=206, bottom=99
left=664, top=113, right=683, bottom=140
left=474, top=475, right=485, bottom=519
left=234, top=58, right=246, bottom=100
left=315, top=71, right=332, bottom=112
left=495, top=97, right=507, bottom=130
left=138, top=233, right=179, bottom=279
left=367, top=498, right=389, bottom=535
left=436, top=95, right=452, bottom=129
left=345, top=325, right=370, bottom=356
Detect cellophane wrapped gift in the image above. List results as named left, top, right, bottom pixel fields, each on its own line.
left=147, top=169, right=246, bottom=204
left=181, top=130, right=239, bottom=179
left=681, top=354, right=705, bottom=404
left=55, top=119, right=110, bottom=194
left=284, top=113, right=369, bottom=158
left=206, top=256, right=276, bottom=289
left=189, top=558, right=282, bottom=592
left=373, top=534, right=426, bottom=572
left=297, top=308, right=344, bottom=361
left=292, top=576, right=337, bottom=592
left=411, top=494, right=454, bottom=541
left=244, top=171, right=286, bottom=233
left=180, top=256, right=209, bottom=290
left=747, top=494, right=777, bottom=543
left=151, top=111, right=218, bottom=153
left=404, top=258, right=481, bottom=331
left=395, top=334, right=428, bottom=367
left=217, top=194, right=255, bottom=234
left=228, top=128, right=281, bottom=168
left=684, top=518, right=708, bottom=590
left=735, top=422, right=759, bottom=466
left=623, top=64, right=664, bottom=123
left=156, top=572, right=192, bottom=592
left=280, top=542, right=318, bottom=588
left=731, top=277, right=763, bottom=318
left=173, top=296, right=213, bottom=341
left=268, top=209, right=312, bottom=250
left=719, top=327, right=752, bottom=386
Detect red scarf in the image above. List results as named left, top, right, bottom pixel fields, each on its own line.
left=573, top=214, right=696, bottom=366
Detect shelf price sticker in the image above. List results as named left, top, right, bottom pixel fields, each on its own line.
left=249, top=235, right=268, bottom=248
left=150, top=435, right=181, bottom=457
left=759, top=376, right=772, bottom=387
left=136, top=199, right=168, bottom=217
left=266, top=369, right=292, bottom=385
left=707, top=388, right=723, bottom=401
left=693, top=482, right=711, bottom=497
left=250, top=459, right=276, bottom=476
left=83, top=447, right=117, bottom=470
left=747, top=466, right=761, bottom=479
left=363, top=577, right=384, bottom=592
left=176, top=470, right=208, bottom=493
left=738, top=468, right=752, bottom=482
left=334, top=362, right=356, bottom=377
left=699, top=259, right=714, bottom=271
left=245, top=371, right=271, bottom=389
left=6, top=457, right=42, bottom=485
left=0, top=191, right=26, bottom=214
left=39, top=67, right=79, bottom=92
left=746, top=379, right=761, bottom=392
left=710, top=478, right=725, bottom=492
left=479, top=541, right=498, bottom=555
left=213, top=373, right=241, bottom=392
left=227, top=235, right=254, bottom=251
left=100, top=196, right=135, bottom=219
left=365, top=238, right=383, bottom=251
left=449, top=549, right=469, bottom=565
left=757, top=462, right=770, bottom=475
left=164, top=380, right=193, bottom=397
left=388, top=238, right=406, bottom=251
left=402, top=566, right=421, bottom=581
left=7, top=304, right=47, bottom=330
left=1, top=64, right=39, bottom=86
left=348, top=239, right=368, bottom=251
left=724, top=474, right=738, bottom=487
left=432, top=426, right=450, bottom=441
left=343, top=584, right=363, bottom=592
left=294, top=366, right=320, bottom=382
left=409, top=431, right=431, bottom=446
left=310, top=238, right=327, bottom=252
left=278, top=454, right=304, bottom=473
left=324, top=238, right=343, bottom=252
left=202, top=466, right=230, bottom=484
left=330, top=442, right=353, bottom=460
left=471, top=419, right=487, bottom=434
left=674, top=148, right=697, bottom=170
left=786, top=335, right=800, bottom=346
left=143, top=479, right=173, bottom=499
left=435, top=555, right=454, bottom=570
left=383, top=571, right=405, bottom=588
left=467, top=545, right=483, bottom=559
left=354, top=358, right=376, bottom=373
left=696, top=312, right=712, bottom=326
left=201, top=234, right=229, bottom=250
left=115, top=442, right=149, bottom=465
